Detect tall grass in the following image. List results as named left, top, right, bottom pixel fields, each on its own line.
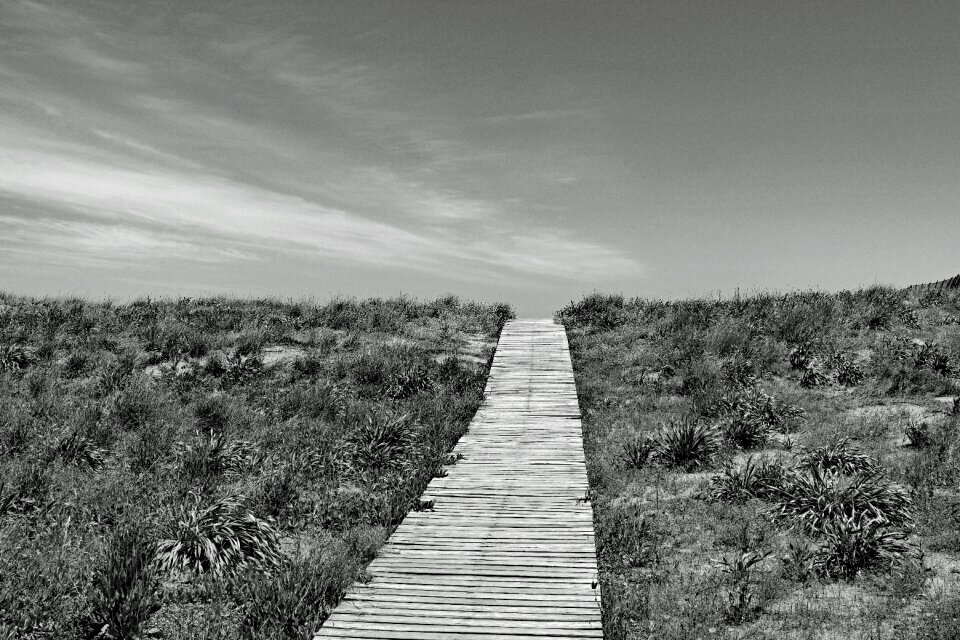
left=560, top=285, right=960, bottom=639
left=0, top=293, right=512, bottom=638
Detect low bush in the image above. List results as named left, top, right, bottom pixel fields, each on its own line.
left=770, top=465, right=912, bottom=534
left=798, top=437, right=877, bottom=476
left=653, top=417, right=720, bottom=472
left=156, top=495, right=282, bottom=577
left=710, top=456, right=784, bottom=503
left=813, top=515, right=914, bottom=580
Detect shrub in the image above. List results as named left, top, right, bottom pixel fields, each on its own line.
left=556, top=293, right=626, bottom=331
left=63, top=350, right=90, bottom=378
left=830, top=351, right=865, bottom=386
left=620, top=434, right=655, bottom=470
left=799, top=362, right=829, bottom=387
left=716, top=387, right=804, bottom=449
left=81, top=524, right=161, bottom=640
left=352, top=347, right=433, bottom=399
left=710, top=456, right=784, bottom=503
left=653, top=418, right=720, bottom=472
left=813, top=515, right=913, bottom=580
left=223, top=354, right=262, bottom=386
left=342, top=410, right=414, bottom=472
left=771, top=466, right=912, bottom=534
left=156, top=496, right=282, bottom=577
left=788, top=343, right=813, bottom=370
left=181, top=433, right=255, bottom=485
left=905, top=421, right=933, bottom=448
left=798, top=437, right=876, bottom=476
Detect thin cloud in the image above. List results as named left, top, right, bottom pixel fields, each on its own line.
left=0, top=0, right=644, bottom=299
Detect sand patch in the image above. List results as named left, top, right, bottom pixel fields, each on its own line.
left=260, top=345, right=307, bottom=369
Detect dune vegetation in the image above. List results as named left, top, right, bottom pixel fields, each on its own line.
left=0, top=293, right=512, bottom=639
left=559, top=286, right=960, bottom=640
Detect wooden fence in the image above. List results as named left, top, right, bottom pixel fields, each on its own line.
left=908, top=274, right=960, bottom=293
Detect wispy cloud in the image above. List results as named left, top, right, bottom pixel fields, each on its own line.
left=0, top=0, right=642, bottom=302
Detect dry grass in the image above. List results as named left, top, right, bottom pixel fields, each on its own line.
left=559, top=286, right=960, bottom=640
left=0, top=293, right=512, bottom=639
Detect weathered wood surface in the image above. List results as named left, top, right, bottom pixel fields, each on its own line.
left=315, top=319, right=602, bottom=639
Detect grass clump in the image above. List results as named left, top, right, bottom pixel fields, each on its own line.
left=82, top=524, right=162, bottom=640
left=652, top=417, right=720, bottom=472
left=155, top=495, right=283, bottom=577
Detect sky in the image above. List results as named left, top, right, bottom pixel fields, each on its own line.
left=0, top=0, right=958, bottom=316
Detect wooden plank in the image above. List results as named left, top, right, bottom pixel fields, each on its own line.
left=314, top=319, right=603, bottom=639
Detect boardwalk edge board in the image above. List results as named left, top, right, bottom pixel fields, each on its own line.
left=315, top=319, right=603, bottom=640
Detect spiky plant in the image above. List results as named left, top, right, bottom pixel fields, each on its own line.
left=720, top=415, right=773, bottom=450
left=789, top=343, right=813, bottom=370
left=717, top=387, right=804, bottom=449
left=344, top=410, right=414, bottom=471
left=904, top=421, right=933, bottom=448
left=653, top=418, right=720, bottom=472
left=56, top=430, right=106, bottom=470
left=813, top=515, right=913, bottom=581
left=620, top=434, right=655, bottom=469
left=799, top=361, right=829, bottom=387
left=0, top=344, right=37, bottom=372
left=770, top=466, right=912, bottom=534
left=798, top=437, right=877, bottom=476
left=155, top=495, right=282, bottom=577
left=831, top=351, right=865, bottom=386
left=710, top=456, right=784, bottom=502
left=181, top=432, right=254, bottom=481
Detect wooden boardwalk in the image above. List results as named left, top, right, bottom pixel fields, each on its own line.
left=315, top=319, right=603, bottom=639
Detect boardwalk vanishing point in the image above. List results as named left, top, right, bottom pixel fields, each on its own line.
left=315, top=319, right=603, bottom=639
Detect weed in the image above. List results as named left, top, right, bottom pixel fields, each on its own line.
left=653, top=417, right=720, bottom=472
left=710, top=456, right=784, bottom=503
left=713, top=550, right=770, bottom=624
left=798, top=437, right=877, bottom=475
left=82, top=524, right=162, bottom=640
left=180, top=432, right=255, bottom=485
left=342, top=409, right=414, bottom=472
left=194, top=395, right=231, bottom=434
left=905, top=421, right=934, bottom=448
left=620, top=434, right=655, bottom=469
left=813, top=514, right=913, bottom=580
left=780, top=540, right=817, bottom=583
left=771, top=465, right=912, bottom=534
left=256, top=466, right=300, bottom=522
left=56, top=429, right=107, bottom=470
left=112, top=379, right=161, bottom=431
left=228, top=549, right=356, bottom=640
left=156, top=495, right=282, bottom=577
